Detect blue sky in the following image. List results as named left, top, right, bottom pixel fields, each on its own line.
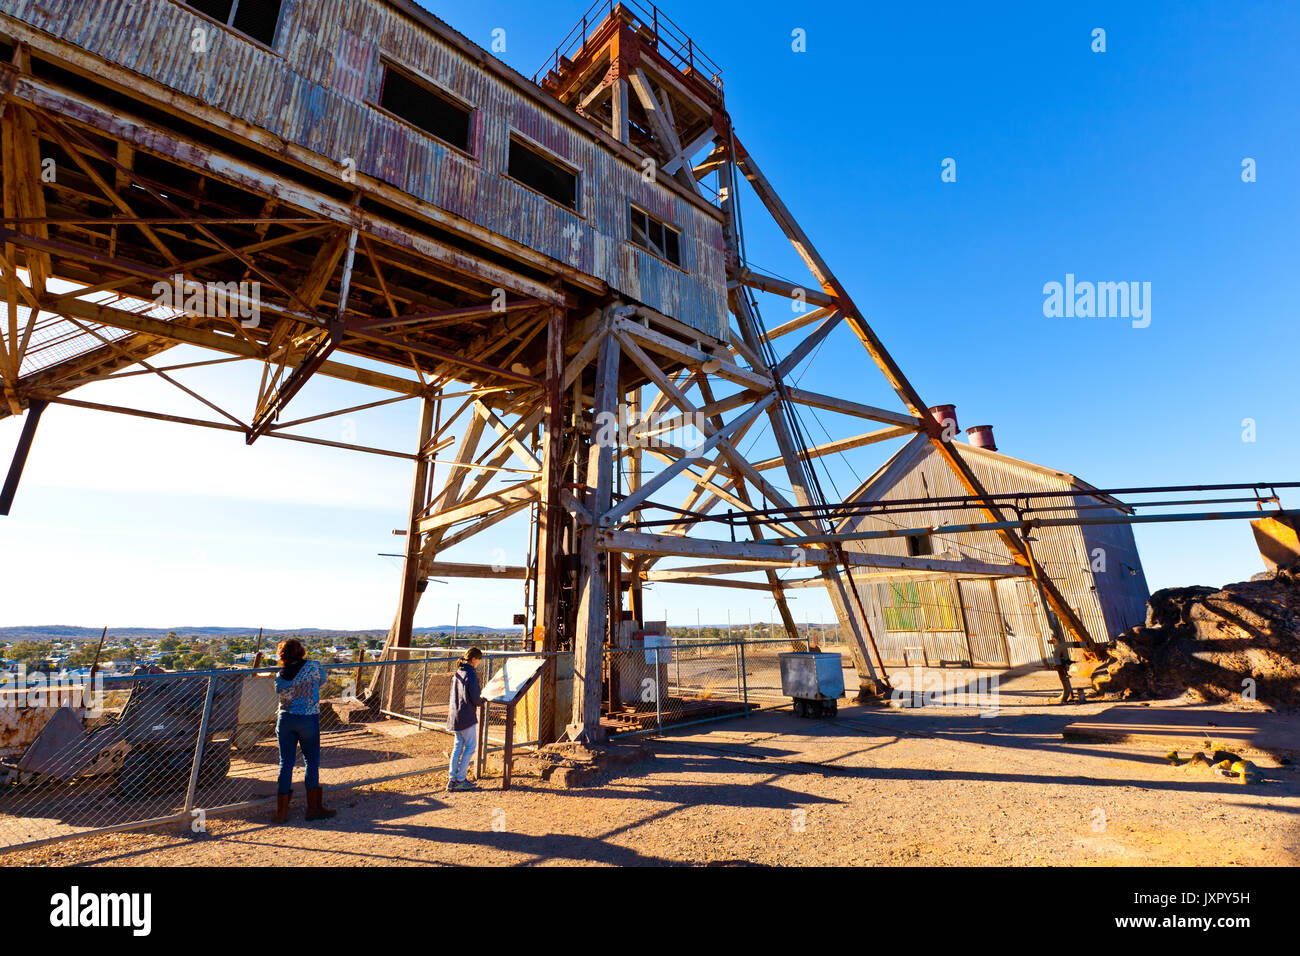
left=1, top=0, right=1297, bottom=629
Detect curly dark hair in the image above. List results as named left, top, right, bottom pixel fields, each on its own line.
left=277, top=638, right=306, bottom=666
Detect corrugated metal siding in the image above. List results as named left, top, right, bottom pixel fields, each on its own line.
left=999, top=578, right=1048, bottom=666
left=834, top=444, right=1137, bottom=667
left=1079, top=519, right=1151, bottom=638
left=958, top=579, right=1009, bottom=666
left=854, top=575, right=973, bottom=666
left=0, top=0, right=729, bottom=338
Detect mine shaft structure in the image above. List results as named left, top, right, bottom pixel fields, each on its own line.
left=0, top=0, right=1131, bottom=742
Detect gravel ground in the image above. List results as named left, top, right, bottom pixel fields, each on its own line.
left=7, top=672, right=1298, bottom=867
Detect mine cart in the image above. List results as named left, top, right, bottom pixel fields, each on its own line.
left=3, top=672, right=249, bottom=796
left=779, top=652, right=845, bottom=718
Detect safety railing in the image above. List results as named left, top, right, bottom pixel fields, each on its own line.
left=0, top=639, right=842, bottom=853
left=534, top=0, right=724, bottom=92
left=602, top=637, right=802, bottom=735
left=0, top=658, right=472, bottom=855
left=374, top=646, right=573, bottom=757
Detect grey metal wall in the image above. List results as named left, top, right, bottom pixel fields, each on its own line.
left=838, top=444, right=1151, bottom=667
left=1079, top=518, right=1150, bottom=638
left=0, top=0, right=730, bottom=338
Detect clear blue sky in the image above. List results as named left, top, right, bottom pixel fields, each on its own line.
left=1, top=0, right=1296, bottom=630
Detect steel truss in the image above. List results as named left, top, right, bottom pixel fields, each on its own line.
left=3, top=6, right=1291, bottom=744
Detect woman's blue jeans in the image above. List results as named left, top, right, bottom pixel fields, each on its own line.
left=449, top=725, right=477, bottom=782
left=277, top=713, right=321, bottom=794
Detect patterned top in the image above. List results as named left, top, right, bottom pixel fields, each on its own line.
left=275, top=660, right=326, bottom=716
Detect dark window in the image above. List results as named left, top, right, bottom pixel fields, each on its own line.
left=906, top=533, right=933, bottom=557
left=185, top=0, right=283, bottom=47
left=508, top=136, right=578, bottom=210
left=628, top=205, right=682, bottom=266
left=379, top=66, right=472, bottom=152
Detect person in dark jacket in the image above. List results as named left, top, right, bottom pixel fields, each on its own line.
left=446, top=648, right=484, bottom=791
left=273, top=638, right=336, bottom=822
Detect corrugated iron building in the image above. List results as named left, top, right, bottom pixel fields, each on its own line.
left=834, top=438, right=1151, bottom=669
left=0, top=0, right=730, bottom=340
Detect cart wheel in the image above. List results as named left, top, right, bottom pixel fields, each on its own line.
left=794, top=700, right=805, bottom=718
left=828, top=700, right=838, bottom=717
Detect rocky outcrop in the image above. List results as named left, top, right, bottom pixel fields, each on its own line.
left=1094, top=563, right=1300, bottom=708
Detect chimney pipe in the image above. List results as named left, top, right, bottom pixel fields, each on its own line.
left=966, top=424, right=997, bottom=451
left=927, top=404, right=958, bottom=438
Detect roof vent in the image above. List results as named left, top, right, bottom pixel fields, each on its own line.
left=966, top=424, right=997, bottom=451
left=927, top=404, right=958, bottom=437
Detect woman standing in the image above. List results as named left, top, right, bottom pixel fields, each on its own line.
left=445, top=647, right=484, bottom=791
left=274, top=638, right=336, bottom=822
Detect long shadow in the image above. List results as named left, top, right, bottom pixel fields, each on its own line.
left=584, top=747, right=1300, bottom=803
left=68, top=784, right=684, bottom=867
left=600, top=707, right=1300, bottom=802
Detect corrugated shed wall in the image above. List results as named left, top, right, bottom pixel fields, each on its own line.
left=834, top=444, right=1147, bottom=666
left=1079, top=519, right=1151, bottom=637
left=0, top=0, right=729, bottom=338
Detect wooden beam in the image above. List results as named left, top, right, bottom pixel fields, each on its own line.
left=426, top=561, right=528, bottom=580
left=9, top=287, right=424, bottom=396
left=751, top=425, right=914, bottom=472
left=775, top=310, right=843, bottom=379
left=736, top=270, right=836, bottom=308
left=784, top=386, right=922, bottom=429
left=416, top=479, right=539, bottom=534
left=613, top=317, right=771, bottom=392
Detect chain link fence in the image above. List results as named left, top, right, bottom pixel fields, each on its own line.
left=0, top=659, right=464, bottom=855
left=0, top=639, right=841, bottom=853
left=373, top=647, right=572, bottom=759
left=602, top=637, right=803, bottom=735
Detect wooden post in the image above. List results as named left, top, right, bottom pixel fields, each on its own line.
left=87, top=625, right=108, bottom=681
left=503, top=706, right=515, bottom=790
left=626, top=387, right=644, bottom=628
left=535, top=307, right=567, bottom=744
left=568, top=329, right=620, bottom=741
left=381, top=394, right=437, bottom=713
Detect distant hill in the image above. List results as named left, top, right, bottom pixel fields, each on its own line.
left=0, top=624, right=520, bottom=642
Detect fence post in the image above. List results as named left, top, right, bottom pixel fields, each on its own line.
left=654, top=648, right=662, bottom=729
left=740, top=641, right=749, bottom=716
left=417, top=655, right=430, bottom=727
left=182, top=675, right=217, bottom=830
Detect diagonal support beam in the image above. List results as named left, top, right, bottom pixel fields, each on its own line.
left=247, top=228, right=358, bottom=443
left=733, top=136, right=1103, bottom=659
left=0, top=397, right=46, bottom=515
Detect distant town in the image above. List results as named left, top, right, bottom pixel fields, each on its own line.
left=0, top=622, right=837, bottom=675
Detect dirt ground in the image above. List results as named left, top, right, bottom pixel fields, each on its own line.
left=8, top=671, right=1299, bottom=867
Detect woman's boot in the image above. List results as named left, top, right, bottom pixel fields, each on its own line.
left=305, top=787, right=336, bottom=821
left=273, top=793, right=291, bottom=823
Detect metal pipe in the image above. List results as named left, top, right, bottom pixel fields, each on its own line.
left=780, top=507, right=1300, bottom=547
left=628, top=481, right=1300, bottom=529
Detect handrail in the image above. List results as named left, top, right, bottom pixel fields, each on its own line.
left=533, top=0, right=723, bottom=92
